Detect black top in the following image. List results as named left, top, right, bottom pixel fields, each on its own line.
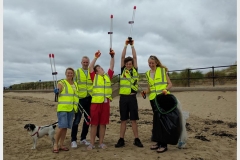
left=121, top=66, right=138, bottom=94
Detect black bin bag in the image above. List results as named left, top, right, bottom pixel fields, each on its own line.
left=152, top=94, right=182, bottom=145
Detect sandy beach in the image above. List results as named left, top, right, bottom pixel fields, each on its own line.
left=3, top=90, right=237, bottom=160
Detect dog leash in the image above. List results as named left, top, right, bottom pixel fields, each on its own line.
left=40, top=121, right=58, bottom=129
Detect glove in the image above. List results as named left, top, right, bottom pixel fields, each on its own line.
left=95, top=50, right=101, bottom=58
left=141, top=91, right=146, bottom=99
left=54, top=88, right=59, bottom=94
left=125, top=39, right=129, bottom=46
left=129, top=39, right=134, bottom=46
left=109, top=48, right=115, bottom=58
left=162, top=89, right=168, bottom=95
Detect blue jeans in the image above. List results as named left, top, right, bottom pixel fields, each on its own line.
left=71, top=96, right=92, bottom=142
left=57, top=110, right=74, bottom=129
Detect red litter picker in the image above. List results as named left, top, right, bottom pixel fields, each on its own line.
left=49, top=53, right=58, bottom=102
left=128, top=6, right=136, bottom=43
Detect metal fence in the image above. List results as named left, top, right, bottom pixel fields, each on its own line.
left=5, top=65, right=237, bottom=90
left=111, top=65, right=237, bottom=87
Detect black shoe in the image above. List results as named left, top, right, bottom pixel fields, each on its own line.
left=134, top=138, right=143, bottom=147
left=115, top=138, right=125, bottom=148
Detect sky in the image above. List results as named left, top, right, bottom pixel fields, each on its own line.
left=3, top=0, right=237, bottom=87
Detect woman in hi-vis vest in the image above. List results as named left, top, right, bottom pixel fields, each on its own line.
left=52, top=67, right=79, bottom=153
left=142, top=55, right=172, bottom=153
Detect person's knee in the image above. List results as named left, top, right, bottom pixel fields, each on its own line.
left=121, top=120, right=127, bottom=125
left=73, top=114, right=81, bottom=125
left=131, top=120, right=137, bottom=124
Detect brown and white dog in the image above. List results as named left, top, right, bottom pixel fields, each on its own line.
left=24, top=123, right=57, bottom=149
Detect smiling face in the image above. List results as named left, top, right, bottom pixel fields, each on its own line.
left=148, top=58, right=157, bottom=70
left=125, top=61, right=133, bottom=70
left=81, top=57, right=89, bottom=70
left=124, top=56, right=134, bottom=70
left=65, top=68, right=75, bottom=81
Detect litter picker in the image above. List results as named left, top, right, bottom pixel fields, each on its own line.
left=123, top=73, right=146, bottom=99
left=128, top=6, right=136, bottom=42
left=78, top=103, right=91, bottom=125
left=108, top=14, right=114, bottom=57
left=49, top=53, right=58, bottom=102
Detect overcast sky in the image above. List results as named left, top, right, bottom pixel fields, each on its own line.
left=3, top=0, right=237, bottom=87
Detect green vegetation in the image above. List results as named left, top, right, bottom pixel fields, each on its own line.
left=7, top=64, right=237, bottom=90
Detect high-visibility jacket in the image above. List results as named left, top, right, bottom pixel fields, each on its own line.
left=146, top=67, right=170, bottom=100
left=57, top=79, right=79, bottom=113
left=75, top=68, right=93, bottom=98
left=119, top=67, right=139, bottom=95
left=91, top=73, right=112, bottom=103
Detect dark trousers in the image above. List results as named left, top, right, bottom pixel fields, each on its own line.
left=150, top=99, right=167, bottom=148
left=71, top=96, right=92, bottom=142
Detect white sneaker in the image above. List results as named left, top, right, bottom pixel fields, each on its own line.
left=71, top=141, right=78, bottom=148
left=80, top=139, right=90, bottom=146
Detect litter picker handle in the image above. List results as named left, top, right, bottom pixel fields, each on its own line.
left=55, top=93, right=58, bottom=102
left=108, top=14, right=113, bottom=51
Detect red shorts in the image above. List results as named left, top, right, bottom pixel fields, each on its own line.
left=90, top=99, right=110, bottom=125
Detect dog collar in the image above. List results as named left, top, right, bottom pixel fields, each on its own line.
left=31, top=127, right=41, bottom=137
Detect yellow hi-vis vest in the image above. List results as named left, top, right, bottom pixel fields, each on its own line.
left=75, top=68, right=93, bottom=98
left=119, top=68, right=139, bottom=95
left=146, top=67, right=170, bottom=100
left=91, top=73, right=112, bottom=103
left=57, top=79, right=79, bottom=113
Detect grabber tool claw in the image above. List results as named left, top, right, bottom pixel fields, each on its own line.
left=78, top=103, right=91, bottom=125
left=49, top=53, right=58, bottom=102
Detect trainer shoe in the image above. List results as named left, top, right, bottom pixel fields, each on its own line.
left=80, top=139, right=90, bottom=146
left=115, top=138, right=125, bottom=148
left=71, top=141, right=77, bottom=148
left=134, top=138, right=143, bottom=147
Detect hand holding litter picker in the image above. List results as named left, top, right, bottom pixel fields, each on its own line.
left=109, top=48, right=115, bottom=58
left=129, top=39, right=134, bottom=46
left=49, top=53, right=58, bottom=102
left=95, top=50, right=101, bottom=58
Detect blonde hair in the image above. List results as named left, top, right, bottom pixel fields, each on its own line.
left=65, top=67, right=75, bottom=79
left=149, top=55, right=168, bottom=72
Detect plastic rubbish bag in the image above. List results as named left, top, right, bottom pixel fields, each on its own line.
left=152, top=94, right=182, bottom=145
left=176, top=99, right=189, bottom=149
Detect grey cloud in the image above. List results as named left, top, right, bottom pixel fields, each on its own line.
left=3, top=0, right=237, bottom=87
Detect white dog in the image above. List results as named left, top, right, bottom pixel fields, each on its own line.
left=24, top=123, right=57, bottom=149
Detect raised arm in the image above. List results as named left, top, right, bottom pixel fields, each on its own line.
left=130, top=40, right=137, bottom=68
left=89, top=50, right=101, bottom=72
left=109, top=49, right=115, bottom=71
left=121, top=40, right=128, bottom=67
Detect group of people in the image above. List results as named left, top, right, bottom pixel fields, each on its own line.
left=52, top=38, right=174, bottom=153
